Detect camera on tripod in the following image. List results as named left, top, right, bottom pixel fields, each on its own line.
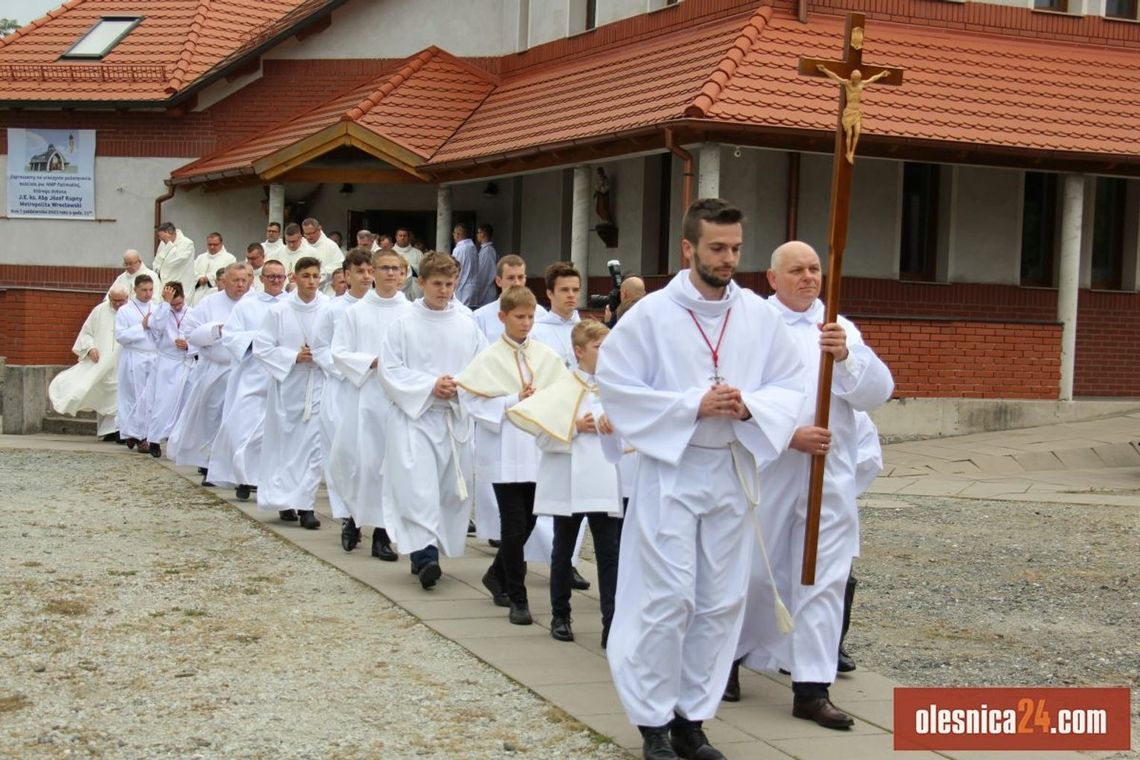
left=588, top=259, right=623, bottom=312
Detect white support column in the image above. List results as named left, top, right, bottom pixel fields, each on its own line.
left=1058, top=173, right=1085, bottom=401
left=435, top=185, right=452, bottom=252
left=571, top=165, right=590, bottom=306
left=268, top=183, right=285, bottom=227
left=698, top=143, right=721, bottom=199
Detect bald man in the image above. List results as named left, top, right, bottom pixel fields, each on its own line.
left=730, top=240, right=893, bottom=730
left=604, top=274, right=645, bottom=327
left=109, top=250, right=161, bottom=299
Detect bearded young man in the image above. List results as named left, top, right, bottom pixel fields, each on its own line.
left=596, top=198, right=806, bottom=760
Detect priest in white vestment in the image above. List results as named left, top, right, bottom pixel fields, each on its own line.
left=153, top=223, right=196, bottom=299
left=301, top=217, right=345, bottom=295
left=595, top=199, right=805, bottom=759
left=205, top=261, right=288, bottom=498
left=245, top=243, right=267, bottom=293
left=168, top=263, right=252, bottom=475
left=311, top=249, right=373, bottom=526
left=189, top=233, right=237, bottom=307
left=379, top=252, right=487, bottom=590
left=253, top=256, right=330, bottom=529
left=393, top=228, right=422, bottom=301
left=731, top=241, right=894, bottom=731
left=330, top=249, right=410, bottom=561
left=262, top=222, right=286, bottom=262
left=108, top=250, right=161, bottom=300
left=114, top=274, right=159, bottom=450
left=144, top=283, right=194, bottom=456
left=49, top=289, right=128, bottom=439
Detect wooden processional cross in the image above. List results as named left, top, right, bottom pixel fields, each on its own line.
left=798, top=14, right=903, bottom=585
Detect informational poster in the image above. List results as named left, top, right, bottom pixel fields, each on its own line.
left=6, top=128, right=96, bottom=219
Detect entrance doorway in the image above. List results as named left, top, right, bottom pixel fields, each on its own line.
left=347, top=209, right=477, bottom=250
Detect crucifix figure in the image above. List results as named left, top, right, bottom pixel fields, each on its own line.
left=795, top=15, right=903, bottom=585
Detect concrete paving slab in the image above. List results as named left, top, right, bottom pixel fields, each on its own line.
left=1011, top=450, right=1064, bottom=472
left=718, top=701, right=888, bottom=741
left=694, top=740, right=795, bottom=759
left=529, top=680, right=626, bottom=717
left=895, top=480, right=972, bottom=497
left=770, top=733, right=942, bottom=759
left=966, top=454, right=1025, bottom=475
left=458, top=635, right=612, bottom=686
left=1093, top=443, right=1140, bottom=467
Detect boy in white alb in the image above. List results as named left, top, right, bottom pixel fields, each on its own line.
left=253, top=256, right=330, bottom=529
left=330, top=249, right=411, bottom=561
left=456, top=286, right=568, bottom=625
left=144, top=283, right=193, bottom=458
left=114, top=274, right=158, bottom=451
left=509, top=319, right=625, bottom=646
left=379, top=252, right=487, bottom=589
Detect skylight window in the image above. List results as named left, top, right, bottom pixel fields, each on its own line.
left=62, top=17, right=142, bottom=59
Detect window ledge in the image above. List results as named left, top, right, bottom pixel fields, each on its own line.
left=1031, top=9, right=1079, bottom=17
left=1104, top=15, right=1140, bottom=24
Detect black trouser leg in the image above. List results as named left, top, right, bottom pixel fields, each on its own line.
left=587, top=512, right=623, bottom=630
left=550, top=513, right=586, bottom=618
left=840, top=572, right=857, bottom=644
left=492, top=482, right=537, bottom=604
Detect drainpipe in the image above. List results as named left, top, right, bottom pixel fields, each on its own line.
left=154, top=181, right=176, bottom=253
left=786, top=152, right=801, bottom=240
left=798, top=0, right=807, bottom=23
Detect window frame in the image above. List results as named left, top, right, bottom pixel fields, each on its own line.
left=898, top=162, right=941, bottom=283
left=1020, top=172, right=1059, bottom=287
left=61, top=16, right=143, bottom=60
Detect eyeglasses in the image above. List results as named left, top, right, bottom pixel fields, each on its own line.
left=263, top=274, right=287, bottom=281
left=377, top=265, right=403, bottom=273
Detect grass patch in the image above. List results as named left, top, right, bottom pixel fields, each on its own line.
left=182, top=608, right=207, bottom=618
left=0, top=694, right=29, bottom=713
left=107, top=570, right=138, bottom=577
left=44, top=599, right=89, bottom=617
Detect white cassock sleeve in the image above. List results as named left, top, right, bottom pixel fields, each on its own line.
left=536, top=431, right=572, bottom=455
left=830, top=318, right=895, bottom=411
left=732, top=324, right=806, bottom=469
left=331, top=313, right=375, bottom=388
left=459, top=391, right=518, bottom=435
left=308, top=308, right=336, bottom=378
left=114, top=307, right=150, bottom=349
left=378, top=321, right=438, bottom=419
left=185, top=306, right=223, bottom=349
left=221, top=302, right=258, bottom=363
left=72, top=310, right=99, bottom=360
left=252, top=310, right=297, bottom=383
left=148, top=302, right=170, bottom=341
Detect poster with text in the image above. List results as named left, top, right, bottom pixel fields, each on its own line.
left=6, top=128, right=96, bottom=219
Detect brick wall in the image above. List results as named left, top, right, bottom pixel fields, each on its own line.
left=0, top=288, right=105, bottom=366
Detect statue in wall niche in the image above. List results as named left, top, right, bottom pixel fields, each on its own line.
left=593, top=167, right=619, bottom=248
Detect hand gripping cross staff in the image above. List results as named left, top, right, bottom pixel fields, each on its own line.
left=797, top=14, right=903, bottom=584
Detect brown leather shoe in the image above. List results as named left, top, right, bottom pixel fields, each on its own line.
left=792, top=697, right=855, bottom=729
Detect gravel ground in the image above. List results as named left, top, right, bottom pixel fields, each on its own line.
left=0, top=449, right=626, bottom=760
left=851, top=493, right=1140, bottom=758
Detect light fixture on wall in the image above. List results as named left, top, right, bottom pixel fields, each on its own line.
left=339, top=183, right=354, bottom=195
left=733, top=146, right=743, bottom=158
left=482, top=181, right=499, bottom=197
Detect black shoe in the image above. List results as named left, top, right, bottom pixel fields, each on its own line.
left=638, top=725, right=679, bottom=760
left=467, top=520, right=477, bottom=535
left=570, top=567, right=591, bottom=590
left=341, top=517, right=361, bottom=551
left=601, top=624, right=610, bottom=650
left=410, top=560, right=420, bottom=575
left=197, top=467, right=207, bottom=475
left=115, top=435, right=127, bottom=445
left=235, top=484, right=251, bottom=501
left=418, top=561, right=441, bottom=589
left=371, top=530, right=397, bottom=562
left=136, top=440, right=150, bottom=454
left=550, top=615, right=574, bottom=642
left=125, top=437, right=137, bottom=450
left=792, top=697, right=855, bottom=729
left=298, top=510, right=321, bottom=530
left=101, top=432, right=119, bottom=442
left=278, top=509, right=298, bottom=522
left=201, top=476, right=215, bottom=487
left=669, top=715, right=725, bottom=760
left=148, top=442, right=161, bottom=458
left=837, top=644, right=856, bottom=674
left=508, top=602, right=532, bottom=626
left=481, top=569, right=510, bottom=607
left=488, top=539, right=501, bottom=548
left=722, top=657, right=743, bottom=703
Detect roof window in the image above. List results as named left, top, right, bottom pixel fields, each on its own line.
left=61, top=17, right=142, bottom=59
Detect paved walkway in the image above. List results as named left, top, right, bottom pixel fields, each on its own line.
left=6, top=415, right=1135, bottom=758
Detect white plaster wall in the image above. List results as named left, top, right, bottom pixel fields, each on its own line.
left=518, top=171, right=566, bottom=271
left=265, top=0, right=516, bottom=60
left=0, top=156, right=189, bottom=268
left=797, top=153, right=901, bottom=278
left=720, top=147, right=788, bottom=271
left=597, top=0, right=650, bottom=26
left=532, top=0, right=571, bottom=47
left=164, top=184, right=271, bottom=264
left=948, top=165, right=1021, bottom=284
